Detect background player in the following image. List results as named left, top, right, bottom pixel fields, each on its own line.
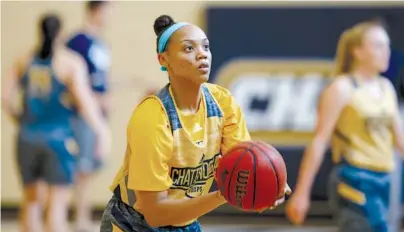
left=99, top=15, right=290, bottom=231
left=1, top=13, right=110, bottom=232
left=286, top=19, right=404, bottom=231
left=66, top=1, right=111, bottom=230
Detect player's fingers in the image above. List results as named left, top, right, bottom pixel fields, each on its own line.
left=285, top=184, right=292, bottom=195
left=275, top=197, right=285, bottom=206
left=269, top=196, right=285, bottom=210
left=216, top=155, right=223, bottom=164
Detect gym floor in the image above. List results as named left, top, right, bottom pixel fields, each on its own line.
left=2, top=202, right=402, bottom=232
left=1, top=216, right=337, bottom=232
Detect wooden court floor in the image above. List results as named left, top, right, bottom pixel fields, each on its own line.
left=1, top=216, right=337, bottom=232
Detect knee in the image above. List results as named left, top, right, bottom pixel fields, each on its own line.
left=76, top=173, right=93, bottom=186
left=23, top=185, right=42, bottom=203
left=47, top=187, right=70, bottom=209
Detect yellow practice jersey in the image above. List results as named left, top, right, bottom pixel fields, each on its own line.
left=110, top=83, right=251, bottom=226
left=331, top=77, right=398, bottom=172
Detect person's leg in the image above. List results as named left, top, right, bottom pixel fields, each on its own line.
left=45, top=185, right=71, bottom=232
left=16, top=135, right=46, bottom=232
left=20, top=182, right=47, bottom=232
left=43, top=136, right=77, bottom=232
left=330, top=165, right=390, bottom=232
left=71, top=116, right=101, bottom=231
left=327, top=166, right=373, bottom=232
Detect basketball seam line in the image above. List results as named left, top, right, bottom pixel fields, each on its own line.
left=252, top=142, right=280, bottom=201
left=226, top=145, right=253, bottom=207
left=249, top=147, right=258, bottom=210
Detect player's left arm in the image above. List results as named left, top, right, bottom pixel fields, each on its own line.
left=383, top=78, right=404, bottom=155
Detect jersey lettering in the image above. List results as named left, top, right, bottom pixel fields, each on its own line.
left=170, top=153, right=221, bottom=198
left=28, top=67, right=52, bottom=97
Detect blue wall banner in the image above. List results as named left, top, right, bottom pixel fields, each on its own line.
left=205, top=5, right=404, bottom=202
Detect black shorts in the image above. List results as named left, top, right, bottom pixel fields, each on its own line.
left=17, top=130, right=77, bottom=185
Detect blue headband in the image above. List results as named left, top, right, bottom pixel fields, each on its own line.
left=158, top=22, right=190, bottom=71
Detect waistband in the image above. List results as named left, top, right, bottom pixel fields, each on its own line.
left=335, top=158, right=393, bottom=174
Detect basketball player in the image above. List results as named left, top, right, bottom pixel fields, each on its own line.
left=66, top=1, right=111, bottom=230
left=99, top=15, right=291, bottom=232
left=1, top=14, right=110, bottom=232
left=286, top=19, right=404, bottom=232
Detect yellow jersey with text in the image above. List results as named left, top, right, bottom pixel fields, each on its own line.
left=331, top=77, right=398, bottom=172
left=109, top=83, right=251, bottom=226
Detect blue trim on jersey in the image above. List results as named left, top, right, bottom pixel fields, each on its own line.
left=157, top=85, right=182, bottom=131
left=156, top=84, right=223, bottom=132
left=202, top=85, right=223, bottom=118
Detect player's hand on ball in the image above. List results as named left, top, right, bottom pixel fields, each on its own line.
left=257, top=184, right=292, bottom=213
left=269, top=184, right=292, bottom=209
left=286, top=190, right=310, bottom=225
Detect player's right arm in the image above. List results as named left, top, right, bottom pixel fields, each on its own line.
left=67, top=53, right=111, bottom=156
left=286, top=77, right=351, bottom=225
left=127, top=99, right=226, bottom=228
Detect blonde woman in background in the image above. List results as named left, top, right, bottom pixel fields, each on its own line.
left=286, top=19, right=404, bottom=232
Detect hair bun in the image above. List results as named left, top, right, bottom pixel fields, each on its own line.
left=153, top=15, right=175, bottom=36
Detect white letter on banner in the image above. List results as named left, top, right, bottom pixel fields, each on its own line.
left=231, top=75, right=274, bottom=131
left=229, top=73, right=326, bottom=132
left=289, top=73, right=324, bottom=131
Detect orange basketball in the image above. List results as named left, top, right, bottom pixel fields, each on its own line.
left=215, top=141, right=287, bottom=211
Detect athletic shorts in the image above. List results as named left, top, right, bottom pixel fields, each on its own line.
left=70, top=116, right=102, bottom=173
left=328, top=164, right=391, bottom=232
left=100, top=195, right=202, bottom=232
left=17, top=129, right=77, bottom=185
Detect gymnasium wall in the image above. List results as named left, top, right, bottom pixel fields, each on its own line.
left=1, top=1, right=206, bottom=207
left=2, top=1, right=404, bottom=211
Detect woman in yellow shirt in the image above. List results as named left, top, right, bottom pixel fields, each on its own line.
left=100, top=15, right=290, bottom=232
left=286, top=19, right=404, bottom=231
